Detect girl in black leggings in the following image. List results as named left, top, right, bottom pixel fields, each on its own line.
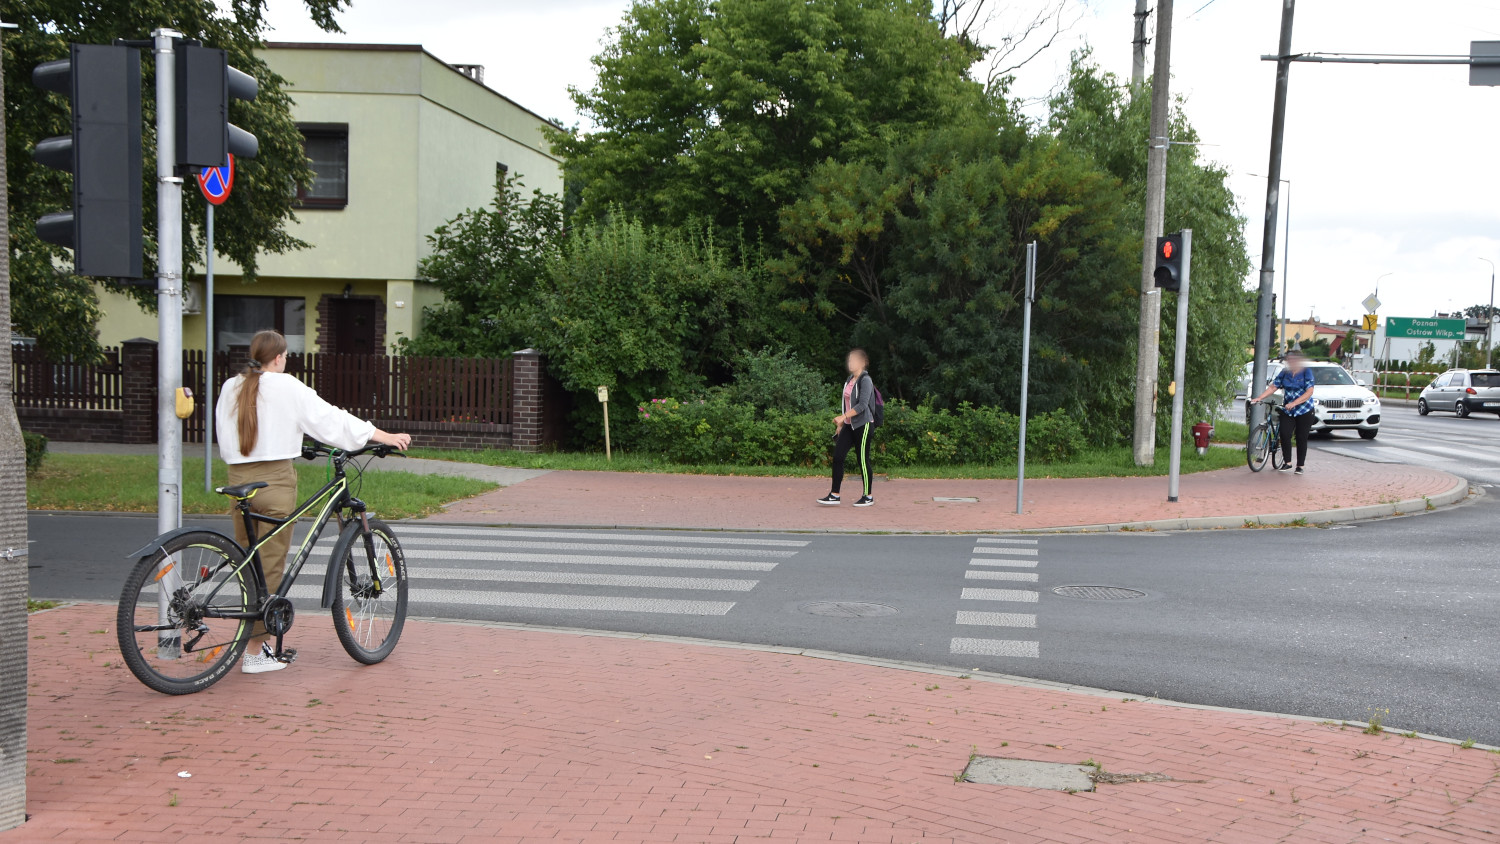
left=818, top=349, right=876, bottom=507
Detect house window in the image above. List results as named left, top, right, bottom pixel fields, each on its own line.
left=296, top=123, right=349, bottom=209
left=215, top=295, right=307, bottom=354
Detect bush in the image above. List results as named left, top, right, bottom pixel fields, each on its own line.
left=23, top=432, right=46, bottom=473
left=629, top=396, right=1084, bottom=468
left=724, top=348, right=832, bottom=415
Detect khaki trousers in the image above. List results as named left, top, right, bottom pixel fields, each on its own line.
left=226, top=459, right=297, bottom=596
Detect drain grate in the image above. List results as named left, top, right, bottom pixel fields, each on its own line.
left=800, top=601, right=900, bottom=618
left=1052, top=585, right=1146, bottom=601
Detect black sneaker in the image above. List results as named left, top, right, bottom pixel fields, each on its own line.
left=853, top=495, right=875, bottom=507
left=1294, top=466, right=1305, bottom=475
left=1277, top=463, right=1294, bottom=473
left=817, top=494, right=841, bottom=505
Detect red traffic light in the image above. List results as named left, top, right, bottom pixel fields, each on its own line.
left=1161, top=240, right=1174, bottom=260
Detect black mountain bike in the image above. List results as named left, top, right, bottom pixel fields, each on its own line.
left=1246, top=399, right=1287, bottom=473
left=117, top=442, right=409, bottom=695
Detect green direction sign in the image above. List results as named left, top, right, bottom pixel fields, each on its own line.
left=1385, top=316, right=1467, bottom=340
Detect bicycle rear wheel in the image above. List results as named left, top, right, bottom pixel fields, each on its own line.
left=328, top=517, right=408, bottom=664
left=1247, top=423, right=1274, bottom=472
left=117, top=532, right=258, bottom=695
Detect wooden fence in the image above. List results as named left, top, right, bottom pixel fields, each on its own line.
left=12, top=346, right=123, bottom=411
left=14, top=345, right=527, bottom=450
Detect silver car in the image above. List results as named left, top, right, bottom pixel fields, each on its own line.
left=1418, top=369, right=1500, bottom=417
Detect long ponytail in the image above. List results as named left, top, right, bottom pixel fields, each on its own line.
left=236, top=330, right=287, bottom=455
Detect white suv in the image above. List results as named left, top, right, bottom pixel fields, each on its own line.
left=1244, top=360, right=1382, bottom=439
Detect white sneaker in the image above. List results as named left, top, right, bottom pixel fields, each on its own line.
left=241, top=643, right=288, bottom=674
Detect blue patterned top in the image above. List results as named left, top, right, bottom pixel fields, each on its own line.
left=1274, top=368, right=1316, bottom=417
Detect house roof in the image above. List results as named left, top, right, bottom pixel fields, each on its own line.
left=261, top=41, right=561, bottom=129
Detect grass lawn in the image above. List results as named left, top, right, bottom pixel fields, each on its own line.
left=27, top=599, right=59, bottom=613
left=27, top=453, right=496, bottom=519
left=409, top=443, right=1246, bottom=480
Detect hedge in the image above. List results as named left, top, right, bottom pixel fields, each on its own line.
left=23, top=432, right=46, bottom=473
left=628, top=397, right=1085, bottom=467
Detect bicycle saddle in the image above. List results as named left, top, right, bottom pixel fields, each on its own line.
left=215, top=481, right=268, bottom=500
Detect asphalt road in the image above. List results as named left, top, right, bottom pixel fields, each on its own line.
left=27, top=487, right=1500, bottom=745
left=1311, top=396, right=1500, bottom=483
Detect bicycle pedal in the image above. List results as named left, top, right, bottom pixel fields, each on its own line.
left=275, top=648, right=298, bottom=664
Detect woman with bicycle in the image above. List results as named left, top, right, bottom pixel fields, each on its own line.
left=1251, top=350, right=1316, bottom=475
left=216, top=329, right=411, bottom=673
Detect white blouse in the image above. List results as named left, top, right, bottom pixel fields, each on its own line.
left=215, top=372, right=376, bottom=464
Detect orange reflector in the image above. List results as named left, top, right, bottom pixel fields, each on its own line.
left=345, top=608, right=354, bottom=628
left=154, top=561, right=176, bottom=582
left=386, top=553, right=394, bottom=576
left=198, top=645, right=223, bottom=663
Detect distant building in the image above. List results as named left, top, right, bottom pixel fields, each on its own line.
left=94, top=42, right=564, bottom=354
left=1276, top=317, right=1372, bottom=359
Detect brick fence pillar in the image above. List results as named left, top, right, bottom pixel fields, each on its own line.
left=120, top=338, right=157, bottom=444
left=511, top=349, right=544, bottom=453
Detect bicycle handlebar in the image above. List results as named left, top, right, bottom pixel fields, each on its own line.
left=301, top=441, right=406, bottom=461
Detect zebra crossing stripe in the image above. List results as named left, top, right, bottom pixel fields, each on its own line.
left=971, top=547, right=1039, bottom=556
left=401, top=550, right=777, bottom=572
left=411, top=567, right=757, bottom=591
left=949, top=637, right=1039, bottom=658
left=317, top=537, right=795, bottom=558
left=964, top=570, right=1038, bottom=583
left=960, top=588, right=1038, bottom=603
left=969, top=558, right=1037, bottom=568
left=394, top=526, right=809, bottom=548
left=284, top=584, right=735, bottom=615
left=955, top=611, right=1035, bottom=628
left=975, top=538, right=1039, bottom=545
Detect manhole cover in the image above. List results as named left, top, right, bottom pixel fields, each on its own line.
left=1052, top=585, right=1146, bottom=601
left=800, top=601, right=900, bottom=618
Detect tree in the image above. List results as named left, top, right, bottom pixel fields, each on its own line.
left=551, top=0, right=982, bottom=240
left=2, top=0, right=347, bottom=357
left=1048, top=53, right=1254, bottom=431
left=402, top=175, right=565, bottom=359
left=1417, top=340, right=1437, bottom=368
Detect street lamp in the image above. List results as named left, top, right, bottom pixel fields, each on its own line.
left=1375, top=272, right=1393, bottom=298
left=1481, top=258, right=1495, bottom=369
left=1250, top=173, right=1291, bottom=352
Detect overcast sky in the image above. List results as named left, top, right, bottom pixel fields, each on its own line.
left=263, top=0, right=1500, bottom=325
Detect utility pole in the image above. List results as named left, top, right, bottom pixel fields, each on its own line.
left=0, top=17, right=28, bottom=831
left=1131, top=0, right=1173, bottom=466
left=1481, top=258, right=1495, bottom=369
left=1131, top=0, right=1150, bottom=92
left=1250, top=0, right=1296, bottom=433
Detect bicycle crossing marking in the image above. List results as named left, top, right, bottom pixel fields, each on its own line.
left=951, top=538, right=1044, bottom=658
left=949, top=637, right=1040, bottom=658
left=968, top=558, right=1038, bottom=568
left=407, top=567, right=758, bottom=591
left=955, top=611, right=1036, bottom=628
left=959, top=587, right=1039, bottom=603
left=964, top=570, right=1038, bottom=583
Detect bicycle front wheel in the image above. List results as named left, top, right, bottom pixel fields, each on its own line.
left=328, top=517, right=409, bottom=664
left=117, top=531, right=258, bottom=695
left=1247, top=423, right=1273, bottom=472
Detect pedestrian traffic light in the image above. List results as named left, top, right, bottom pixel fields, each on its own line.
left=1154, top=233, right=1184, bottom=291
left=32, top=44, right=144, bottom=279
left=175, top=44, right=259, bottom=168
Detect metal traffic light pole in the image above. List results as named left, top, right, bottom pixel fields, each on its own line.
left=154, top=28, right=185, bottom=535
left=1167, top=230, right=1192, bottom=503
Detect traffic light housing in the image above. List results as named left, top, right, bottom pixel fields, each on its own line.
left=176, top=44, right=259, bottom=168
left=1154, top=233, right=1184, bottom=292
left=32, top=44, right=144, bottom=279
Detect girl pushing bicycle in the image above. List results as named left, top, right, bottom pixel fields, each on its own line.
left=1251, top=350, right=1316, bottom=475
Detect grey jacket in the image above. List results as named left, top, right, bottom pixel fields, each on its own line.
left=842, top=371, right=876, bottom=429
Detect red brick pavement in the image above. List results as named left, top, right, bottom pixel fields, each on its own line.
left=431, top=452, right=1463, bottom=532
left=10, top=604, right=1498, bottom=843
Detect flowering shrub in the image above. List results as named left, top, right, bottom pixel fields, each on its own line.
left=630, top=396, right=1085, bottom=467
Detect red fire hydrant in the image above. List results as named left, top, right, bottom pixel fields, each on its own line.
left=1191, top=421, right=1214, bottom=456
